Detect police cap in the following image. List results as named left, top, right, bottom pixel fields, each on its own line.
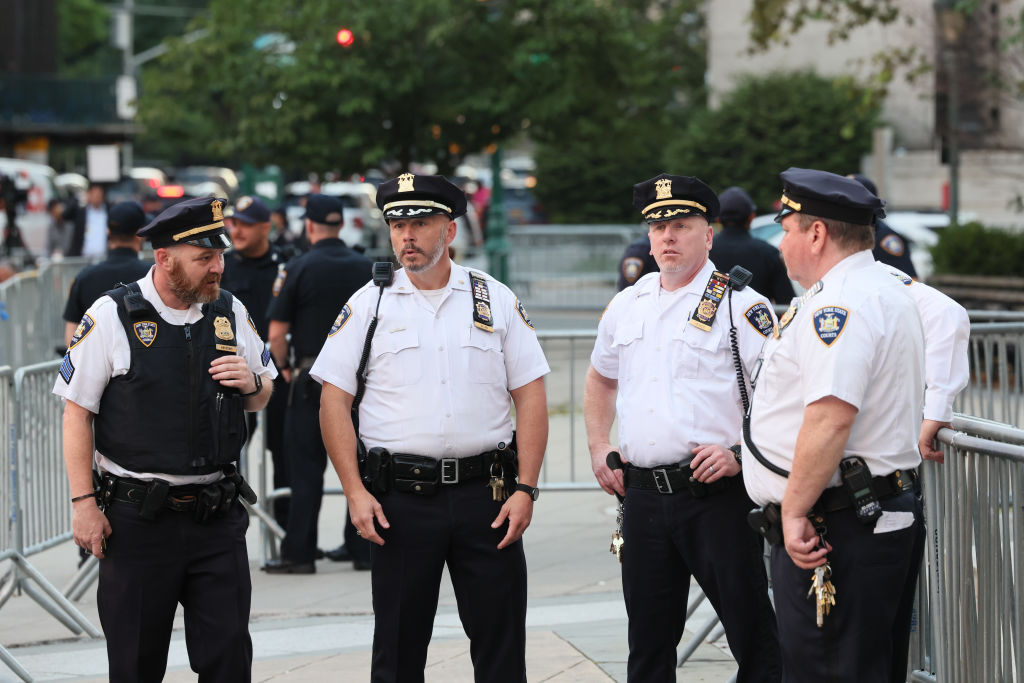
left=847, top=173, right=879, bottom=197
left=232, top=195, right=271, bottom=224
left=376, top=173, right=467, bottom=221
left=718, top=186, right=756, bottom=225
left=137, top=196, right=232, bottom=249
left=776, top=168, right=885, bottom=225
left=302, top=193, right=344, bottom=226
left=632, top=173, right=719, bottom=224
left=107, top=201, right=147, bottom=236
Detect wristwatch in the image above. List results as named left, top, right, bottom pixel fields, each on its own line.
left=240, top=372, right=263, bottom=398
left=515, top=483, right=540, bottom=501
left=729, top=444, right=742, bottom=464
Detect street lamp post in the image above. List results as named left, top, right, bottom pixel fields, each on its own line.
left=936, top=1, right=965, bottom=226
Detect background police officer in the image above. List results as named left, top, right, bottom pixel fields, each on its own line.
left=264, top=194, right=373, bottom=573
left=586, top=174, right=780, bottom=682
left=62, top=201, right=152, bottom=348
left=743, top=169, right=926, bottom=683
left=848, top=173, right=918, bottom=277
left=312, top=173, right=549, bottom=682
left=710, top=186, right=796, bottom=304
left=616, top=232, right=658, bottom=290
left=54, top=196, right=276, bottom=681
left=222, top=194, right=291, bottom=527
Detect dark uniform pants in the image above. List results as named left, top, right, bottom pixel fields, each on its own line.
left=266, top=374, right=290, bottom=526
left=370, top=483, right=527, bottom=683
left=98, top=500, right=251, bottom=683
left=770, top=490, right=924, bottom=683
left=621, top=476, right=781, bottom=683
left=281, top=370, right=371, bottom=564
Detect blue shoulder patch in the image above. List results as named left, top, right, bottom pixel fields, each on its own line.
left=59, top=352, right=75, bottom=384
left=812, top=306, right=849, bottom=346
left=261, top=344, right=272, bottom=367
left=886, top=269, right=913, bottom=286
left=744, top=302, right=774, bottom=338
left=68, top=314, right=95, bottom=349
left=328, top=303, right=352, bottom=337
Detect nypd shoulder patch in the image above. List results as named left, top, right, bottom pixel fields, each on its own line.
left=261, top=344, right=272, bottom=367
left=812, top=306, right=849, bottom=346
left=515, top=298, right=534, bottom=329
left=246, top=311, right=259, bottom=335
left=879, top=234, right=905, bottom=256
left=272, top=268, right=287, bottom=297
left=886, top=269, right=913, bottom=286
left=328, top=303, right=352, bottom=337
left=59, top=352, right=75, bottom=384
left=621, top=256, right=644, bottom=284
left=69, top=314, right=96, bottom=349
left=744, top=302, right=774, bottom=338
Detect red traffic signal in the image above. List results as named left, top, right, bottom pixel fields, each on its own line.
left=336, top=28, right=355, bottom=47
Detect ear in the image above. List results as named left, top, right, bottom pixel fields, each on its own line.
left=809, top=219, right=828, bottom=254
left=154, top=247, right=173, bottom=269
left=445, top=218, right=457, bottom=244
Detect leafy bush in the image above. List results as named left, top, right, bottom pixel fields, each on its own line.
left=930, top=222, right=1024, bottom=276
left=665, top=70, right=880, bottom=211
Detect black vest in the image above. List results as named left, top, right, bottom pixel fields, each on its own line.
left=94, top=283, right=247, bottom=475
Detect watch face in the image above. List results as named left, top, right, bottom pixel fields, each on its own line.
left=518, top=484, right=539, bottom=501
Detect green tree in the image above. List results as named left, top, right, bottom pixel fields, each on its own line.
left=663, top=70, right=879, bottom=210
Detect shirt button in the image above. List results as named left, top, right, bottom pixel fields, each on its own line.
left=649, top=440, right=656, bottom=445
left=446, top=413, right=451, bottom=418
left=439, top=346, right=444, bottom=351
left=441, top=378, right=447, bottom=384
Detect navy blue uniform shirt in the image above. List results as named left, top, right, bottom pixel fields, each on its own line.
left=267, top=238, right=372, bottom=359
left=616, top=235, right=659, bottom=290
left=709, top=225, right=796, bottom=304
left=62, top=247, right=152, bottom=324
left=221, top=246, right=285, bottom=339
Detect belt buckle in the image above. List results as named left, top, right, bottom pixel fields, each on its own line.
left=652, top=468, right=673, bottom=495
left=440, top=458, right=459, bottom=485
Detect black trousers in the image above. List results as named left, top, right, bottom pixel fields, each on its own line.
left=281, top=372, right=371, bottom=564
left=771, top=490, right=924, bottom=683
left=621, top=476, right=781, bottom=683
left=266, top=373, right=290, bottom=527
left=98, top=500, right=251, bottom=682
left=370, top=483, right=527, bottom=683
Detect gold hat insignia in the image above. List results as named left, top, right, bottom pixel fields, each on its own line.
left=655, top=178, right=672, bottom=200
left=213, top=316, right=234, bottom=341
left=398, top=173, right=415, bottom=193
left=211, top=200, right=224, bottom=222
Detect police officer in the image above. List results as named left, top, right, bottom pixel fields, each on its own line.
left=710, top=186, right=796, bottom=304
left=312, top=173, right=549, bottom=682
left=743, top=169, right=926, bottom=683
left=848, top=173, right=918, bottom=277
left=264, top=194, right=373, bottom=573
left=585, top=174, right=780, bottom=682
left=221, top=195, right=291, bottom=527
left=54, top=196, right=276, bottom=682
left=616, top=233, right=658, bottom=290
left=62, top=201, right=152, bottom=348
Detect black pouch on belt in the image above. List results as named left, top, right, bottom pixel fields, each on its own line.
left=391, top=454, right=438, bottom=495
left=216, top=479, right=238, bottom=515
left=194, top=484, right=224, bottom=524
left=139, top=479, right=170, bottom=520
left=747, top=503, right=783, bottom=545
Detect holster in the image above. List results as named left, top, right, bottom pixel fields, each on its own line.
left=359, top=444, right=392, bottom=495
left=747, top=503, right=783, bottom=545
left=138, top=479, right=170, bottom=520
left=193, top=484, right=223, bottom=524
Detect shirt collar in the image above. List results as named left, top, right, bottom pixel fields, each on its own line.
left=391, top=260, right=470, bottom=295
left=821, top=249, right=875, bottom=288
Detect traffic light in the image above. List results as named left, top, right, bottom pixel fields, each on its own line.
left=336, top=28, right=355, bottom=48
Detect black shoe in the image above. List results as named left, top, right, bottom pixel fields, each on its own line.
left=325, top=545, right=352, bottom=562
left=353, top=559, right=373, bottom=571
left=315, top=548, right=326, bottom=560
left=262, top=558, right=316, bottom=574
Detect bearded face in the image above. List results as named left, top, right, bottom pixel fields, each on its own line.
left=165, top=250, right=222, bottom=305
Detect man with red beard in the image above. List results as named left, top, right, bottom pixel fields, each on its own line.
left=54, top=196, right=276, bottom=682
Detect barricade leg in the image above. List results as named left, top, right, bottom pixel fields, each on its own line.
left=0, top=642, right=32, bottom=683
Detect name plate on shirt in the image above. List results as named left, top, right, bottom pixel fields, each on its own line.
left=216, top=344, right=238, bottom=353
left=689, top=271, right=729, bottom=332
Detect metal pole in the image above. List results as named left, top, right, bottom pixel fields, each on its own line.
left=485, top=145, right=509, bottom=284
left=945, top=45, right=959, bottom=226
left=121, top=0, right=135, bottom=175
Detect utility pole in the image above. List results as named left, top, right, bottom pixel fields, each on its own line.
left=114, top=0, right=135, bottom=174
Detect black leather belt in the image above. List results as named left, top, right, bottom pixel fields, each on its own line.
left=624, top=463, right=731, bottom=497
left=391, top=450, right=498, bottom=485
left=109, top=479, right=206, bottom=512
left=815, top=468, right=918, bottom=513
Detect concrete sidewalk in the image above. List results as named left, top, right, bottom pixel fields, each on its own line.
left=1, top=489, right=738, bottom=682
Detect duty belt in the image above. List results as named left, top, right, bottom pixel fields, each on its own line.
left=815, top=468, right=918, bottom=513
left=107, top=478, right=205, bottom=512
left=624, top=463, right=731, bottom=497
left=392, top=450, right=499, bottom=486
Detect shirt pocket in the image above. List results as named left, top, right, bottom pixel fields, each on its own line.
left=610, top=319, right=644, bottom=382
left=371, top=327, right=422, bottom=386
left=672, top=322, right=723, bottom=379
left=462, top=325, right=505, bottom=384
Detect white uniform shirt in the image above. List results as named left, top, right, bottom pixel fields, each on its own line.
left=82, top=205, right=108, bottom=258
left=743, top=250, right=925, bottom=505
left=52, top=267, right=278, bottom=485
left=311, top=262, right=550, bottom=459
left=590, top=260, right=777, bottom=469
left=875, top=263, right=970, bottom=422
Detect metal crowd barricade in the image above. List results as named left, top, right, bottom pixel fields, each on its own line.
left=0, top=360, right=100, bottom=681
left=956, top=321, right=1024, bottom=429
left=911, top=416, right=1024, bottom=683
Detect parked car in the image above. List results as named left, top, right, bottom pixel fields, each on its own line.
left=173, top=166, right=239, bottom=200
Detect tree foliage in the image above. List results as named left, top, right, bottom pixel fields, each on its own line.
left=931, top=221, right=1024, bottom=276
left=664, top=71, right=879, bottom=211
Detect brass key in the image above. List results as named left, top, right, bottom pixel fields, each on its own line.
left=808, top=563, right=836, bottom=627
left=488, top=476, right=506, bottom=501
left=609, top=501, right=624, bottom=562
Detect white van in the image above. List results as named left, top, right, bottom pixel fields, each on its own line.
left=0, top=158, right=59, bottom=259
